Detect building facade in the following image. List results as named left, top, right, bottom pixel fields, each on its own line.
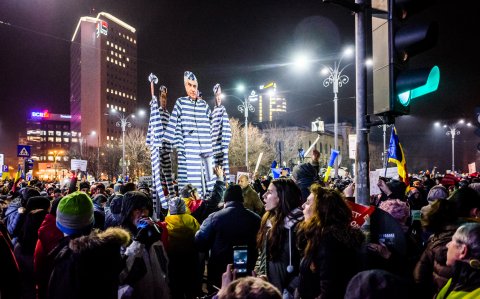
left=70, top=12, right=137, bottom=149
left=256, top=82, right=287, bottom=123
left=25, top=110, right=75, bottom=180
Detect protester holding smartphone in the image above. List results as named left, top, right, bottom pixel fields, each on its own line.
left=195, top=184, right=261, bottom=291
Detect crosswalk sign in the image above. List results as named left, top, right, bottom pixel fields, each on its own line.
left=17, top=145, right=31, bottom=157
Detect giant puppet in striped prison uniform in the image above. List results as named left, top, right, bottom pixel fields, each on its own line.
left=146, top=94, right=168, bottom=212
left=158, top=85, right=176, bottom=199
left=163, top=71, right=215, bottom=197
left=211, top=83, right=232, bottom=183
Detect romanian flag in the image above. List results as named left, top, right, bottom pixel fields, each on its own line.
left=387, top=126, right=409, bottom=187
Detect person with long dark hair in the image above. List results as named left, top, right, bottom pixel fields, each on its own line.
left=255, top=178, right=304, bottom=297
left=296, top=183, right=365, bottom=299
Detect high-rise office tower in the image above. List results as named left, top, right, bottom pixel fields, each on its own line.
left=70, top=12, right=137, bottom=148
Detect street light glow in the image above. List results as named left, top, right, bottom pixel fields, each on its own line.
left=236, top=84, right=245, bottom=93
left=293, top=53, right=310, bottom=72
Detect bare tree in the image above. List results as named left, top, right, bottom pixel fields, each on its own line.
left=124, top=128, right=151, bottom=182
left=228, top=118, right=274, bottom=175
left=103, top=145, right=122, bottom=181
left=262, top=124, right=306, bottom=168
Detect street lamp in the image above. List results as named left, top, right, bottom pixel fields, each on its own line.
left=233, top=86, right=258, bottom=170
left=49, top=150, right=64, bottom=181
left=435, top=120, right=472, bottom=172
left=110, top=109, right=145, bottom=180
left=320, top=47, right=354, bottom=178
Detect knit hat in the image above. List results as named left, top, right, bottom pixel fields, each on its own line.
left=26, top=196, right=51, bottom=212
left=379, top=199, right=410, bottom=224
left=184, top=71, right=197, bottom=83
left=224, top=185, right=244, bottom=203
left=180, top=184, right=197, bottom=199
left=426, top=185, right=448, bottom=202
left=169, top=197, right=186, bottom=215
left=56, top=191, right=94, bottom=235
left=213, top=83, right=221, bottom=95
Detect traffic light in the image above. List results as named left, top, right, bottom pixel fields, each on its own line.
left=372, top=0, right=440, bottom=116
left=24, top=159, right=34, bottom=172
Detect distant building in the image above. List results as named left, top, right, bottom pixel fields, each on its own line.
left=70, top=12, right=137, bottom=149
left=256, top=82, right=287, bottom=123
left=25, top=110, right=74, bottom=180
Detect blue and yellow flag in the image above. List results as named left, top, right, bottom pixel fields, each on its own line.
left=387, top=126, right=409, bottom=187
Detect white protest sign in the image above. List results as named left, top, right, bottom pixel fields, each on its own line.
left=71, top=159, right=87, bottom=171
left=369, top=170, right=381, bottom=196
left=348, top=134, right=356, bottom=159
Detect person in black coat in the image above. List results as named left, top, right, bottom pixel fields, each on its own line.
left=195, top=184, right=261, bottom=289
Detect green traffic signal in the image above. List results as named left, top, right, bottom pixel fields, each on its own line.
left=397, top=66, right=440, bottom=106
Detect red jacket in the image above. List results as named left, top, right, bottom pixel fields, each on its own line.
left=34, top=213, right=64, bottom=299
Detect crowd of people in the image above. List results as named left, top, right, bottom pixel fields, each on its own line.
left=1, top=157, right=480, bottom=299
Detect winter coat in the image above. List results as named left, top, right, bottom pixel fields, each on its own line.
left=165, top=213, right=200, bottom=298
left=3, top=198, right=24, bottom=243
left=242, top=185, right=264, bottom=216
left=414, top=225, right=458, bottom=298
left=297, top=225, right=365, bottom=299
left=34, top=213, right=63, bottom=299
left=195, top=201, right=261, bottom=287
left=435, top=261, right=480, bottom=299
left=0, top=228, right=21, bottom=299
left=105, top=194, right=123, bottom=229
left=119, top=240, right=170, bottom=299
left=255, top=208, right=304, bottom=293
left=48, top=227, right=131, bottom=299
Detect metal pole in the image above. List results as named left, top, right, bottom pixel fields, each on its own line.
left=122, top=124, right=126, bottom=179
left=383, top=124, right=387, bottom=165
left=451, top=131, right=455, bottom=172
left=97, top=135, right=100, bottom=180
left=245, top=97, right=248, bottom=170
left=354, top=0, right=370, bottom=205
left=333, top=90, right=339, bottom=178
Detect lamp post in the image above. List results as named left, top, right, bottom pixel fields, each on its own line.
left=234, top=86, right=258, bottom=170
left=320, top=47, right=353, bottom=178
left=435, top=120, right=472, bottom=173
left=111, top=109, right=145, bottom=180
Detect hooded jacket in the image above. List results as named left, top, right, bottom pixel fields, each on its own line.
left=48, top=227, right=131, bottom=299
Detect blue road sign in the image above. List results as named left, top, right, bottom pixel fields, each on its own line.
left=17, top=145, right=31, bottom=157
left=2, top=165, right=7, bottom=172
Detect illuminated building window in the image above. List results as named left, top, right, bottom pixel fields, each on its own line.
left=134, top=97, right=136, bottom=101
left=134, top=40, right=136, bottom=44
left=48, top=131, right=54, bottom=136
left=119, top=54, right=122, bottom=59
left=123, top=49, right=125, bottom=53
left=106, top=88, right=110, bottom=92
left=56, top=137, right=62, bottom=142
left=63, top=138, right=69, bottom=143
left=114, top=90, right=118, bottom=95
left=107, top=41, right=110, bottom=45
left=123, top=63, right=126, bottom=68
left=48, top=137, right=54, bottom=142
left=110, top=50, right=114, bottom=55
left=107, top=57, right=110, bottom=62
left=115, top=60, right=118, bottom=64
left=115, top=45, right=118, bottom=49
left=126, top=57, right=129, bottom=62
left=72, top=137, right=78, bottom=143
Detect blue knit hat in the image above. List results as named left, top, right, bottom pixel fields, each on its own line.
left=56, top=191, right=94, bottom=235
left=184, top=71, right=197, bottom=83
left=213, top=83, right=221, bottom=95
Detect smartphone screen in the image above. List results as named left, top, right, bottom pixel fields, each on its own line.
left=233, top=246, right=248, bottom=276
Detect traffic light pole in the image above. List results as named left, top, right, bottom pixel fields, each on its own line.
left=354, top=0, right=370, bottom=205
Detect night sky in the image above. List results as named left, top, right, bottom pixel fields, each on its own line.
left=0, top=0, right=479, bottom=173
